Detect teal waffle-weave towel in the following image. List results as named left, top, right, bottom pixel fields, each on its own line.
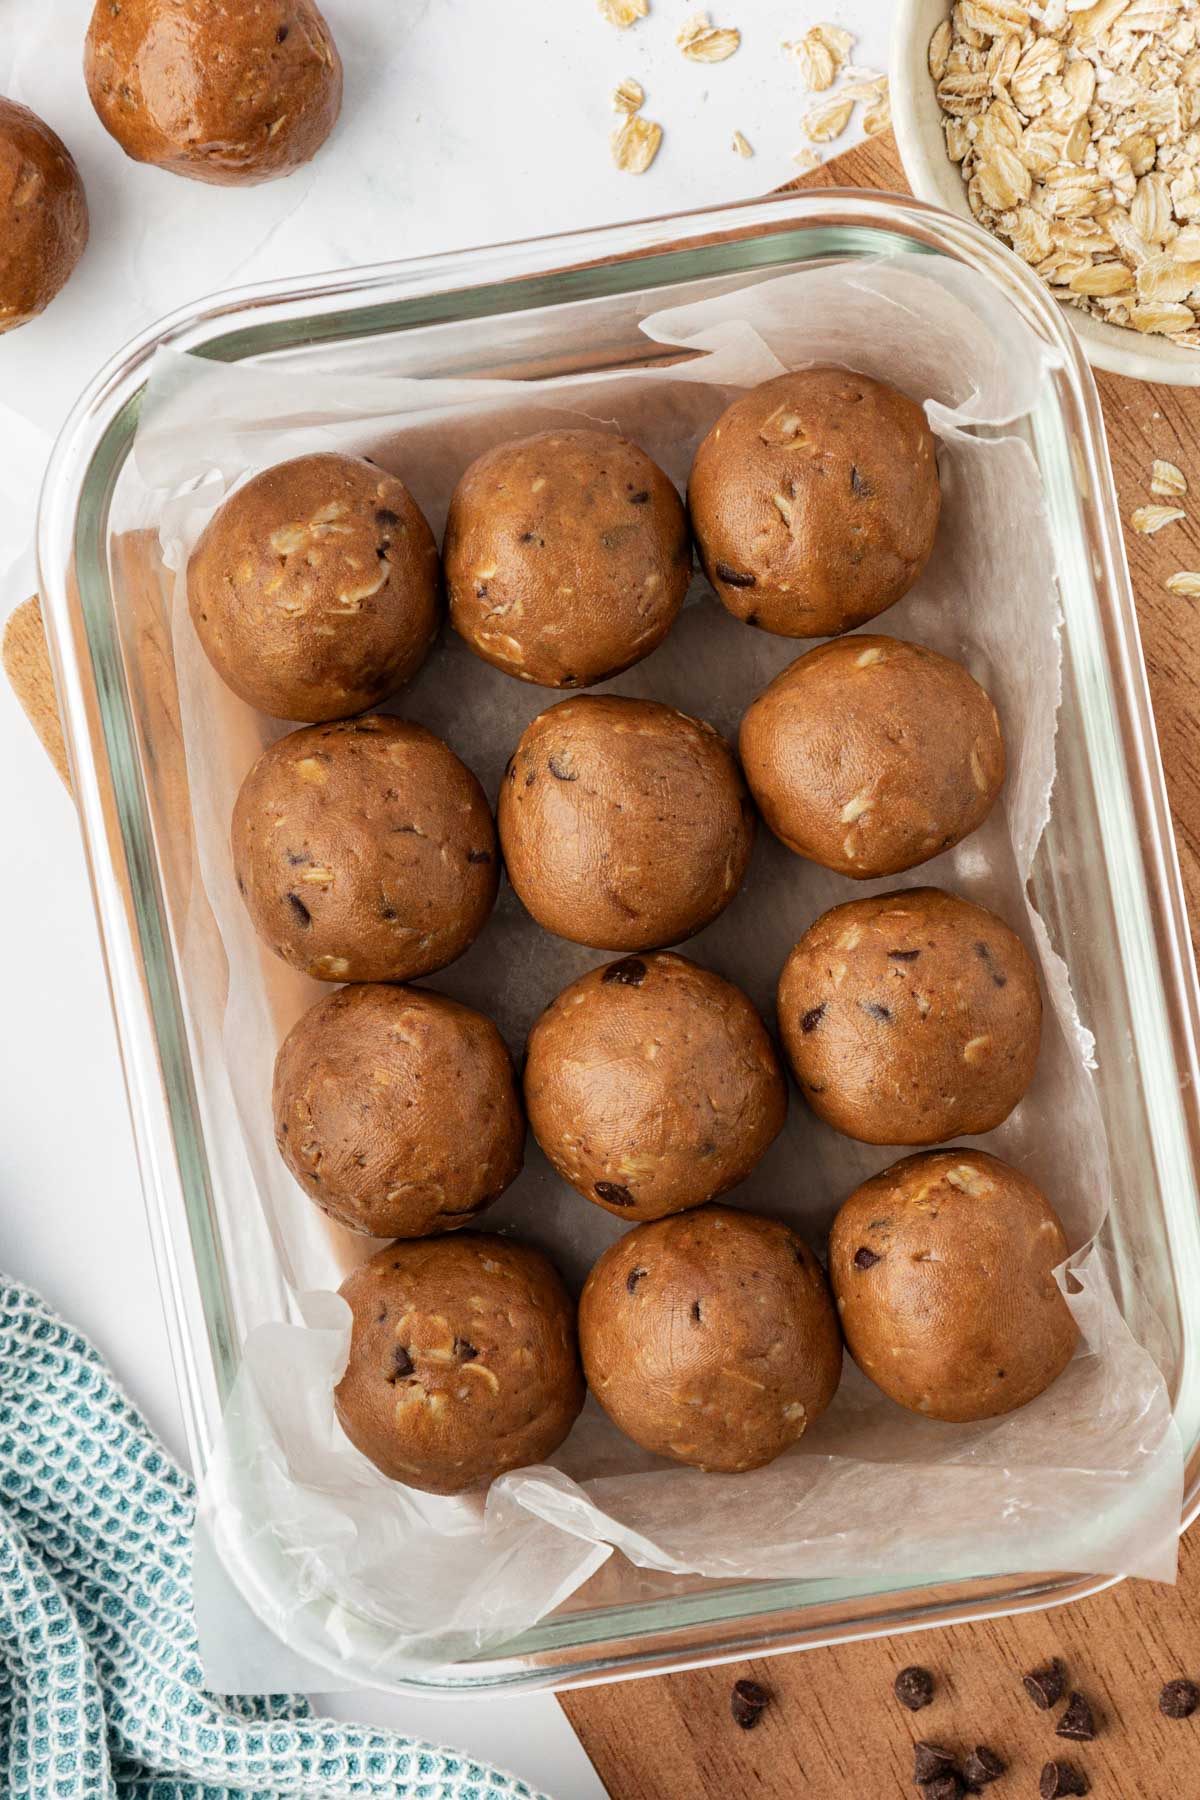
left=0, top=1279, right=553, bottom=1800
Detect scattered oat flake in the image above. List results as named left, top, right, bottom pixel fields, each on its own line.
left=678, top=12, right=740, bottom=61
left=1152, top=460, right=1188, bottom=498
left=792, top=147, right=821, bottom=173
left=598, top=0, right=648, bottom=27
left=732, top=130, right=754, bottom=157
left=612, top=76, right=644, bottom=114
left=1167, top=571, right=1200, bottom=596
left=610, top=112, right=662, bottom=173
left=863, top=89, right=891, bottom=137
left=1132, top=504, right=1187, bottom=533
left=784, top=23, right=854, bottom=91
left=803, top=92, right=854, bottom=144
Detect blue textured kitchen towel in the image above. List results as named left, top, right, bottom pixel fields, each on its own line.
left=0, top=1279, right=552, bottom=1800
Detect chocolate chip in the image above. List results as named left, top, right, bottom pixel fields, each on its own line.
left=387, top=1346, right=414, bottom=1382
left=894, top=1666, right=935, bottom=1712
left=276, top=22, right=290, bottom=41
left=525, top=769, right=536, bottom=787
left=730, top=1678, right=770, bottom=1729
left=236, top=874, right=246, bottom=895
left=380, top=903, right=398, bottom=921
left=1024, top=1659, right=1067, bottom=1710
left=376, top=542, right=391, bottom=558
left=861, top=1000, right=892, bottom=1022
left=626, top=1267, right=647, bottom=1294
left=745, top=611, right=761, bottom=627
left=889, top=948, right=921, bottom=961
left=913, top=1742, right=957, bottom=1783
left=974, top=941, right=1007, bottom=987
left=714, top=561, right=756, bottom=587
left=375, top=506, right=399, bottom=527
left=475, top=582, right=488, bottom=598
left=628, top=490, right=650, bottom=504
left=850, top=465, right=874, bottom=500
left=548, top=753, right=577, bottom=781
left=961, top=1747, right=1005, bottom=1787
left=286, top=849, right=310, bottom=865
left=1039, top=1760, right=1089, bottom=1798
left=595, top=1181, right=635, bottom=1207
left=1160, top=1678, right=1200, bottom=1718
left=603, top=957, right=647, bottom=987
left=801, top=1003, right=826, bottom=1033
left=286, top=892, right=312, bottom=927
left=1056, top=1693, right=1096, bottom=1742
left=853, top=1247, right=881, bottom=1270
left=922, top=1773, right=963, bottom=1800
left=467, top=849, right=492, bottom=864
left=454, top=1338, right=478, bottom=1362
left=690, top=1300, right=702, bottom=1323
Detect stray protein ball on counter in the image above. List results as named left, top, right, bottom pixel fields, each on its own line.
left=578, top=1205, right=843, bottom=1472
left=334, top=1233, right=584, bottom=1494
left=777, top=886, right=1041, bottom=1145
left=84, top=0, right=342, bottom=185
left=524, top=953, right=786, bottom=1221
left=188, top=454, right=440, bottom=721
left=498, top=694, right=755, bottom=951
left=739, top=635, right=1005, bottom=878
left=0, top=97, right=88, bottom=334
left=444, top=428, right=692, bottom=688
left=232, top=716, right=498, bottom=982
left=829, top=1149, right=1078, bottom=1423
left=688, top=368, right=940, bottom=637
left=273, top=984, right=524, bottom=1238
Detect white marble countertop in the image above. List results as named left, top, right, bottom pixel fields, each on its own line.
left=0, top=2, right=891, bottom=1790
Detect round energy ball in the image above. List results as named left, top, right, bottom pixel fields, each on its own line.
left=444, top=428, right=691, bottom=688
left=777, top=887, right=1042, bottom=1145
left=688, top=368, right=940, bottom=637
left=188, top=453, right=440, bottom=721
left=232, top=716, right=498, bottom=982
left=498, top=695, right=755, bottom=951
left=84, top=0, right=342, bottom=186
left=0, top=98, right=88, bottom=334
left=828, top=1149, right=1078, bottom=1422
left=524, top=953, right=786, bottom=1221
left=739, top=635, right=1005, bottom=878
left=579, top=1205, right=843, bottom=1472
left=335, top=1234, right=585, bottom=1493
left=273, top=983, right=524, bottom=1237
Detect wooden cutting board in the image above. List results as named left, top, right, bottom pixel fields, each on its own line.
left=6, top=126, right=1200, bottom=1800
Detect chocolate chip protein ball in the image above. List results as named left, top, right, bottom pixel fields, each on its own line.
left=498, top=695, right=755, bottom=951
left=273, top=984, right=524, bottom=1237
left=84, top=0, right=342, bottom=186
left=0, top=98, right=88, bottom=334
left=524, top=953, right=786, bottom=1221
left=232, top=716, right=497, bottom=981
left=444, top=429, right=691, bottom=689
left=579, top=1205, right=842, bottom=1472
left=739, top=636, right=1005, bottom=878
left=688, top=368, right=940, bottom=637
left=335, top=1234, right=585, bottom=1493
left=829, top=1149, right=1078, bottom=1421
left=777, top=887, right=1041, bottom=1145
left=188, top=454, right=440, bottom=722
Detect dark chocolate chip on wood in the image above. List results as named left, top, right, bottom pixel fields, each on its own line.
left=962, top=1746, right=1006, bottom=1786
left=1056, top=1693, right=1096, bottom=1742
left=714, top=561, right=756, bottom=587
left=1024, top=1658, right=1067, bottom=1710
left=729, top=1678, right=770, bottom=1729
left=603, top=957, right=647, bottom=987
left=1039, top=1760, right=1089, bottom=1798
left=1160, top=1678, right=1200, bottom=1718
left=922, top=1774, right=963, bottom=1800
left=894, top=1666, right=935, bottom=1712
left=913, top=1741, right=956, bottom=1784
left=853, top=1247, right=881, bottom=1270
left=595, top=1181, right=635, bottom=1207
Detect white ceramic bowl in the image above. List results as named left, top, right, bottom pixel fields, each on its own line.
left=890, top=0, right=1200, bottom=385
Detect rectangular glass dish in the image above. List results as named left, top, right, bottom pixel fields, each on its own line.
left=37, top=189, right=1200, bottom=1693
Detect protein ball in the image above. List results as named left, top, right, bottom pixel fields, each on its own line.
left=578, top=1204, right=843, bottom=1472
left=445, top=428, right=691, bottom=688
left=739, top=635, right=1004, bottom=878
left=273, top=984, right=524, bottom=1237
left=84, top=0, right=342, bottom=186
left=829, top=1149, right=1078, bottom=1422
left=777, top=887, right=1041, bottom=1145
left=232, top=715, right=497, bottom=982
left=335, top=1234, right=584, bottom=1494
left=0, top=98, right=88, bottom=334
left=524, top=953, right=786, bottom=1221
left=188, top=454, right=440, bottom=721
left=688, top=368, right=940, bottom=637
left=498, top=694, right=755, bottom=951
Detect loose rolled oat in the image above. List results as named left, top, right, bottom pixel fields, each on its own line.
left=784, top=22, right=856, bottom=91
left=612, top=76, right=645, bottom=114
left=732, top=129, right=754, bottom=156
left=792, top=147, right=822, bottom=172
left=677, top=11, right=740, bottom=61
left=1131, top=503, right=1187, bottom=531
left=1166, top=570, right=1200, bottom=594
left=611, top=111, right=663, bottom=172
left=1152, top=457, right=1188, bottom=495
left=802, top=91, right=856, bottom=143
left=598, top=0, right=648, bottom=27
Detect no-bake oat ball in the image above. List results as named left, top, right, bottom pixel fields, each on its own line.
left=498, top=694, right=755, bottom=951
left=188, top=453, right=440, bottom=721
left=777, top=887, right=1041, bottom=1145
left=0, top=97, right=88, bottom=334
left=335, top=1233, right=584, bottom=1493
left=232, top=716, right=498, bottom=982
left=444, top=429, right=691, bottom=688
left=739, top=635, right=1005, bottom=877
left=688, top=369, right=940, bottom=637
left=273, top=983, right=524, bottom=1237
left=579, top=1205, right=843, bottom=1472
left=524, top=953, right=786, bottom=1221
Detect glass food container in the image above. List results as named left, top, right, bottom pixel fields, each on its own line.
left=36, top=189, right=1200, bottom=1694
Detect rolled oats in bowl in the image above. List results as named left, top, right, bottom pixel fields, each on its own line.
left=929, top=0, right=1200, bottom=346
